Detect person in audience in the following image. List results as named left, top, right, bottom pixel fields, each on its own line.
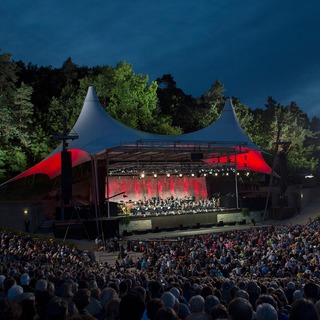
left=186, top=294, right=206, bottom=320
left=289, top=298, right=319, bottom=320
left=228, top=297, right=253, bottom=320
left=256, top=303, right=278, bottom=320
left=209, top=304, right=228, bottom=320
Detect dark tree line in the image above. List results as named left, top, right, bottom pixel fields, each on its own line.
left=0, top=49, right=319, bottom=184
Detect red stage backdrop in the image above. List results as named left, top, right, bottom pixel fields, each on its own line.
left=106, top=175, right=208, bottom=202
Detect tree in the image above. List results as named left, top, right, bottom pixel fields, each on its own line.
left=80, top=63, right=182, bottom=134
left=196, top=79, right=225, bottom=128
left=156, top=74, right=197, bottom=132
left=265, top=102, right=318, bottom=179
left=13, top=82, right=34, bottom=147
left=230, top=98, right=256, bottom=140
left=0, top=49, right=17, bottom=98
left=107, top=62, right=158, bottom=131
left=0, top=82, right=35, bottom=179
left=45, top=83, right=83, bottom=148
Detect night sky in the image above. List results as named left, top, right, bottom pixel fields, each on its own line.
left=1, top=1, right=319, bottom=118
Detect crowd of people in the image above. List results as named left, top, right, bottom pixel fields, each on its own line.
left=128, top=195, right=221, bottom=216
left=0, top=217, right=320, bottom=319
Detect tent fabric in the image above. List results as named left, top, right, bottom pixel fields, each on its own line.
left=205, top=150, right=272, bottom=175
left=177, top=99, right=261, bottom=151
left=4, top=86, right=272, bottom=184
left=46, top=85, right=156, bottom=157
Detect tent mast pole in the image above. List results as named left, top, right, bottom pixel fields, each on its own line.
left=93, top=156, right=105, bottom=246
left=263, top=115, right=282, bottom=222
left=234, top=153, right=239, bottom=209
left=91, top=156, right=100, bottom=238
left=106, top=158, right=110, bottom=219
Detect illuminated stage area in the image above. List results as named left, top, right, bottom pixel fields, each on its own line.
left=54, top=172, right=270, bottom=240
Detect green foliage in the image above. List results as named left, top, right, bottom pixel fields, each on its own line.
left=0, top=49, right=17, bottom=98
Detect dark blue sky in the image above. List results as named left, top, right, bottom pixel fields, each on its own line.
left=1, top=1, right=319, bottom=118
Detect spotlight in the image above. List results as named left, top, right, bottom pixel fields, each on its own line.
left=140, top=172, right=145, bottom=179
left=179, top=173, right=183, bottom=178
left=191, top=173, right=195, bottom=177
left=214, top=173, right=218, bottom=176
left=166, top=173, right=170, bottom=178
left=153, top=173, right=158, bottom=178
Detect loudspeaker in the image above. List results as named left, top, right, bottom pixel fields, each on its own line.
left=61, top=151, right=72, bottom=204
left=105, top=201, right=119, bottom=217
left=191, top=153, right=204, bottom=160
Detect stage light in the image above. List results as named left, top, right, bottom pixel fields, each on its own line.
left=166, top=172, right=170, bottom=178
left=305, top=174, right=314, bottom=179
left=179, top=173, right=183, bottom=178
left=191, top=172, right=195, bottom=177
left=226, top=172, right=229, bottom=176
left=153, top=173, right=158, bottom=178
left=140, top=172, right=145, bottom=179
left=214, top=172, right=218, bottom=176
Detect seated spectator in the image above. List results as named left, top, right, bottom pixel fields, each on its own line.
left=45, top=297, right=68, bottom=320
left=1, top=277, right=17, bottom=299
left=105, top=298, right=120, bottom=320
left=209, top=304, right=228, bottom=320
left=155, top=307, right=179, bottom=320
left=0, top=298, right=22, bottom=320
left=186, top=294, right=206, bottom=320
left=72, top=288, right=92, bottom=317
left=303, top=282, right=320, bottom=303
left=256, top=303, right=278, bottom=320
left=169, top=287, right=191, bottom=319
left=161, top=291, right=178, bottom=312
left=204, top=295, right=220, bottom=316
left=228, top=297, right=253, bottom=320
left=292, top=290, right=304, bottom=303
left=98, top=286, right=119, bottom=319
left=289, top=298, right=319, bottom=320
left=284, top=282, right=295, bottom=304
left=146, top=298, right=164, bottom=320
left=7, top=285, right=23, bottom=301
left=119, top=291, right=145, bottom=320
left=234, top=289, right=249, bottom=301
left=85, top=287, right=102, bottom=317
left=20, top=273, right=34, bottom=293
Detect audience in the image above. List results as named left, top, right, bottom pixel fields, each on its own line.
left=0, top=218, right=320, bottom=319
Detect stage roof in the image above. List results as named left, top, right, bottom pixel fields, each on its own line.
left=3, top=86, right=273, bottom=184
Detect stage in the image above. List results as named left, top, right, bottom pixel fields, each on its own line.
left=52, top=207, right=258, bottom=240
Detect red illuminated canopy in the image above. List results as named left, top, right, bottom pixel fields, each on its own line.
left=4, top=149, right=90, bottom=184
left=205, top=150, right=272, bottom=175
